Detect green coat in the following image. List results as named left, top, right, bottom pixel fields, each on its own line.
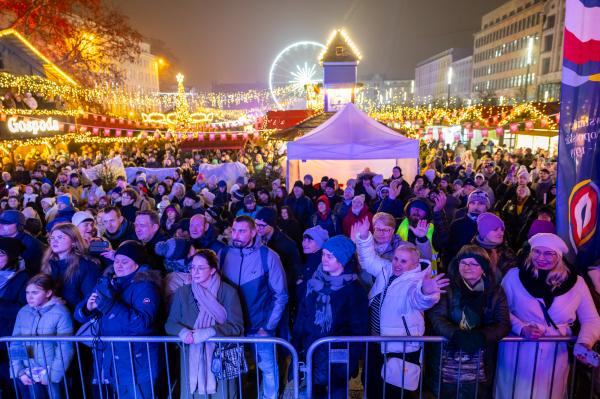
left=165, top=281, right=244, bottom=399
left=165, top=282, right=244, bottom=338
left=10, top=298, right=74, bottom=383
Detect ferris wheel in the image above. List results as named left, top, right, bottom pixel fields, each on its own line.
left=269, top=41, right=326, bottom=110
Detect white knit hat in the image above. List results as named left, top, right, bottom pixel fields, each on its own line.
left=528, top=233, right=568, bottom=255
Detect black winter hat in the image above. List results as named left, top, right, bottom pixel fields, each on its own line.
left=293, top=180, right=303, bottom=189
left=184, top=190, right=200, bottom=202
left=404, top=198, right=432, bottom=221
left=0, top=237, right=24, bottom=260
left=326, top=178, right=335, bottom=189
left=115, top=240, right=148, bottom=266
left=255, top=207, right=277, bottom=227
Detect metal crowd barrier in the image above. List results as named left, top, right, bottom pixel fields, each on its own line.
left=0, top=335, right=299, bottom=399
left=0, top=335, right=598, bottom=399
left=304, top=335, right=599, bottom=399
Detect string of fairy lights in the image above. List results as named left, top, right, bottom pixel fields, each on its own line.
left=0, top=72, right=298, bottom=116
left=0, top=68, right=561, bottom=155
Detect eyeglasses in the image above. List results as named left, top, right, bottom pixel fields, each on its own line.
left=459, top=260, right=481, bottom=268
left=255, top=223, right=268, bottom=229
left=532, top=248, right=558, bottom=259
left=374, top=228, right=394, bottom=234
left=49, top=235, right=68, bottom=242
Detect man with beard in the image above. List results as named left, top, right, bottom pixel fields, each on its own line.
left=220, top=216, right=287, bottom=399
left=395, top=197, right=447, bottom=272
left=445, top=190, right=491, bottom=264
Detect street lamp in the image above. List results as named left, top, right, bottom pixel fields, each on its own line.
left=524, top=36, right=534, bottom=102
left=447, top=66, right=453, bottom=107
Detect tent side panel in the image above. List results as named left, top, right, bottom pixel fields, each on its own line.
left=297, top=159, right=417, bottom=188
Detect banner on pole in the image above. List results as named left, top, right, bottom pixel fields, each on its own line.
left=557, top=0, right=600, bottom=270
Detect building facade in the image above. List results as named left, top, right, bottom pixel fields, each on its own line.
left=537, top=0, right=564, bottom=102
left=360, top=74, right=414, bottom=105
left=450, top=56, right=473, bottom=102
left=414, top=48, right=471, bottom=104
left=472, top=0, right=545, bottom=102
left=120, top=41, right=160, bottom=93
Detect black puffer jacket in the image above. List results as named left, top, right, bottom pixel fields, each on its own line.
left=426, top=257, right=510, bottom=397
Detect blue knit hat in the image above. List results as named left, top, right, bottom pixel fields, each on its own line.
left=56, top=193, right=72, bottom=207
left=322, top=235, right=356, bottom=266
left=303, top=225, right=329, bottom=249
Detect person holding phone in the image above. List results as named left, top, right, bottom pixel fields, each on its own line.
left=41, top=223, right=101, bottom=312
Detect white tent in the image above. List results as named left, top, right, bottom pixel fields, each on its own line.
left=286, top=103, right=419, bottom=187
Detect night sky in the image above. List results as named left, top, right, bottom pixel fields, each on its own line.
left=115, top=0, right=506, bottom=90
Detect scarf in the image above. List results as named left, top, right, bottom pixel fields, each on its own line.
left=518, top=266, right=577, bottom=308
left=449, top=277, right=486, bottom=331
left=189, top=274, right=227, bottom=395
left=474, top=235, right=500, bottom=250
left=0, top=270, right=16, bottom=291
left=306, top=265, right=358, bottom=334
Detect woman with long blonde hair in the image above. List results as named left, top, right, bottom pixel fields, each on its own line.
left=495, top=233, right=600, bottom=399
left=41, top=223, right=101, bottom=311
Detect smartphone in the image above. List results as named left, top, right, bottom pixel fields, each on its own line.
left=88, top=240, right=110, bottom=254
left=574, top=344, right=599, bottom=367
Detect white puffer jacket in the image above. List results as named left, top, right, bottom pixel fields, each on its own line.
left=356, top=233, right=440, bottom=353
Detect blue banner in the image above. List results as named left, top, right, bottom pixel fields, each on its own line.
left=557, top=0, right=600, bottom=270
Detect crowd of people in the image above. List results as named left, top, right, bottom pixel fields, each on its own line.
left=0, top=137, right=598, bottom=399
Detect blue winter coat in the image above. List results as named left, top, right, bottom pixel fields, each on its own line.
left=47, top=257, right=101, bottom=311
left=14, top=231, right=46, bottom=274
left=191, top=225, right=226, bottom=254
left=309, top=212, right=340, bottom=237
left=284, top=195, right=314, bottom=228
left=74, top=266, right=163, bottom=398
left=0, top=270, right=29, bottom=338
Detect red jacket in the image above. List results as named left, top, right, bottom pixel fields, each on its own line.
left=342, top=205, right=373, bottom=237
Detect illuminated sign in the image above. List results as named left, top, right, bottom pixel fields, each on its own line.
left=141, top=112, right=214, bottom=125
left=7, top=116, right=60, bottom=135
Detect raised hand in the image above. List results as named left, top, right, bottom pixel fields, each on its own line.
left=409, top=219, right=429, bottom=238
left=351, top=217, right=371, bottom=242
left=433, top=191, right=447, bottom=212
left=421, top=271, right=450, bottom=295
left=389, top=179, right=401, bottom=200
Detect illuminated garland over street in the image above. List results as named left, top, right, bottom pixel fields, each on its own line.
left=0, top=72, right=298, bottom=117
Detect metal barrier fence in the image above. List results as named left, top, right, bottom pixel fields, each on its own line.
left=0, top=335, right=598, bottom=399
left=0, top=335, right=299, bottom=399
left=305, top=335, right=599, bottom=399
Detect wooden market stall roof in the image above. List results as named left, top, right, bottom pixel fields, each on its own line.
left=0, top=28, right=77, bottom=85
left=269, top=112, right=335, bottom=141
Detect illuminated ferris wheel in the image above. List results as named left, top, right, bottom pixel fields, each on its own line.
left=269, top=41, right=326, bottom=110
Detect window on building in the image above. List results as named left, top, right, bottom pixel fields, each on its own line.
left=546, top=14, right=556, bottom=29
left=541, top=57, right=551, bottom=75
left=543, top=34, right=553, bottom=52
left=335, top=46, right=345, bottom=56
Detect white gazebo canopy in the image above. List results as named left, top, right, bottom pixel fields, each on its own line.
left=286, top=103, right=419, bottom=187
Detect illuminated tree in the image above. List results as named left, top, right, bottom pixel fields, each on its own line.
left=1, top=0, right=142, bottom=85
